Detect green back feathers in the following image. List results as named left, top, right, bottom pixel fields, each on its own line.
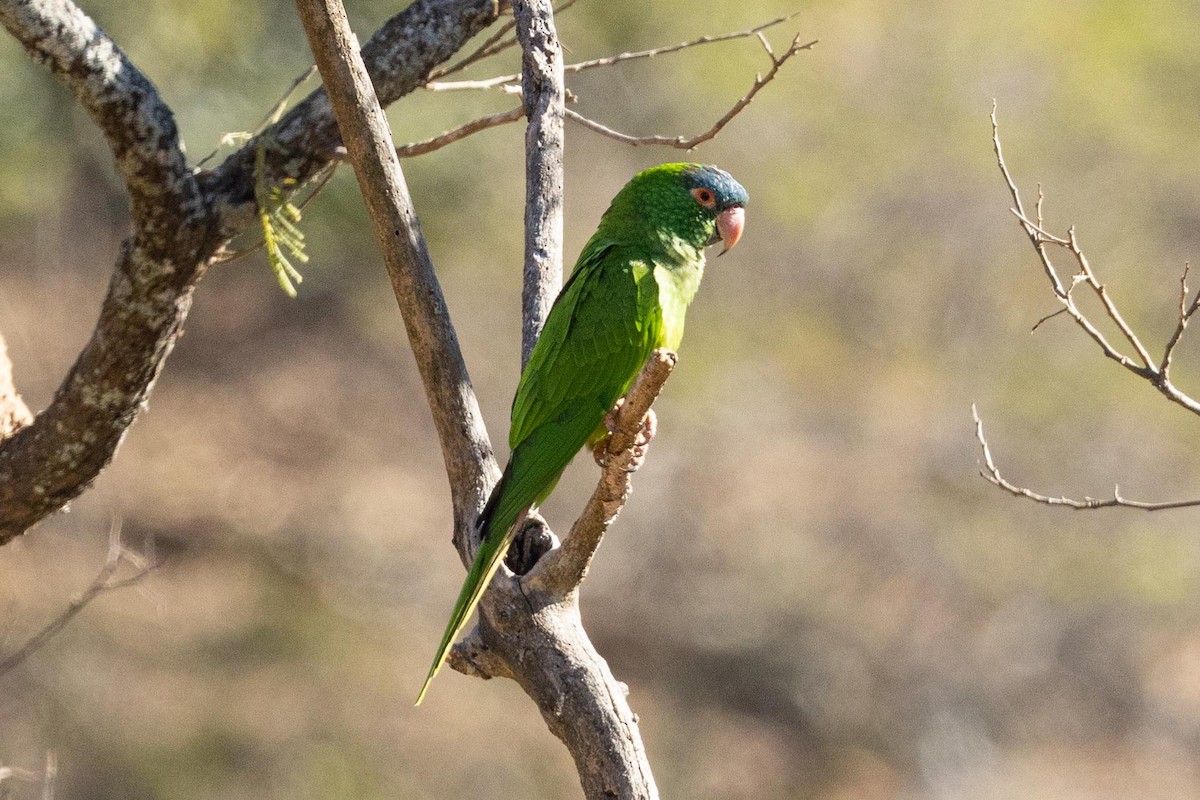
left=416, top=163, right=747, bottom=705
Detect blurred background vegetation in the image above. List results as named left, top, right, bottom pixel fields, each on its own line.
left=4, top=0, right=1200, bottom=797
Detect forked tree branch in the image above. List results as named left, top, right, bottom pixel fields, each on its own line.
left=991, top=104, right=1200, bottom=415
left=981, top=106, right=1200, bottom=510
left=0, top=0, right=504, bottom=545
left=0, top=0, right=212, bottom=544
left=0, top=521, right=158, bottom=676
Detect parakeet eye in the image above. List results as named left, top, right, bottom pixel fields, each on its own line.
left=690, top=187, right=716, bottom=208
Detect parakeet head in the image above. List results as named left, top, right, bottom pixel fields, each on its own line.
left=605, top=163, right=748, bottom=257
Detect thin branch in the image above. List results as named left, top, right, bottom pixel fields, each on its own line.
left=1160, top=262, right=1200, bottom=376
left=396, top=106, right=526, bottom=157
left=528, top=350, right=677, bottom=593
left=0, top=521, right=158, bottom=676
left=972, top=405, right=1200, bottom=511
left=564, top=13, right=802, bottom=74
left=565, top=35, right=817, bottom=150
left=295, top=0, right=499, bottom=557
left=0, top=0, right=212, bottom=544
left=427, top=13, right=801, bottom=93
left=991, top=104, right=1200, bottom=417
left=429, top=0, right=582, bottom=80
left=513, top=0, right=565, bottom=365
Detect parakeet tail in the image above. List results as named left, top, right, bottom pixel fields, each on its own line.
left=415, top=466, right=516, bottom=705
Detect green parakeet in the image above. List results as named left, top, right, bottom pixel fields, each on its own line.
left=416, top=163, right=748, bottom=704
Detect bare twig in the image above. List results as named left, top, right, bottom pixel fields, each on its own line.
left=0, top=522, right=158, bottom=676
left=295, top=0, right=499, bottom=553
left=513, top=0, right=565, bottom=365
left=528, top=350, right=677, bottom=593
left=396, top=106, right=526, bottom=157
left=972, top=405, right=1200, bottom=511
left=427, top=13, right=802, bottom=93
left=991, top=104, right=1200, bottom=416
left=429, top=0, right=582, bottom=80
left=566, top=35, right=816, bottom=150
left=1160, top=262, right=1200, bottom=376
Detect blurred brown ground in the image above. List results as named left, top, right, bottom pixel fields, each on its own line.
left=3, top=0, right=1200, bottom=797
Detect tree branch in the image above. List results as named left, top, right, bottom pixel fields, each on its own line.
left=394, top=106, right=525, bottom=157
left=528, top=350, right=676, bottom=593
left=0, top=0, right=213, bottom=544
left=0, top=0, right=504, bottom=545
left=565, top=34, right=816, bottom=150
left=299, top=2, right=660, bottom=796
left=295, top=0, right=499, bottom=555
left=427, top=13, right=802, bottom=92
left=513, top=0, right=565, bottom=365
left=0, top=521, right=158, bottom=676
left=991, top=104, right=1200, bottom=415
left=972, top=405, right=1200, bottom=511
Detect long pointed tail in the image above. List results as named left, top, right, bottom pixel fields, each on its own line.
left=415, top=468, right=516, bottom=705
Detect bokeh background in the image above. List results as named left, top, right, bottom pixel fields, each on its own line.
left=4, top=0, right=1200, bottom=797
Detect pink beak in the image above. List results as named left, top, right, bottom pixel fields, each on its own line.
left=716, top=206, right=745, bottom=254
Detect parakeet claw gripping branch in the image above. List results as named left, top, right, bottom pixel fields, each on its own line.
left=417, top=163, right=748, bottom=704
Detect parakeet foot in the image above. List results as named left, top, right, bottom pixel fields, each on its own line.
left=624, top=408, right=657, bottom=473
left=593, top=408, right=658, bottom=471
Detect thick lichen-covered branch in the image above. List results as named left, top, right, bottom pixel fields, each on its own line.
left=0, top=0, right=211, bottom=544
left=0, top=0, right=505, bottom=544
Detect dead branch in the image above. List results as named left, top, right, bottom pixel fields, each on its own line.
left=972, top=406, right=1200, bottom=511
left=396, top=106, right=525, bottom=157
left=528, top=350, right=676, bottom=593
left=295, top=0, right=498, bottom=554
left=429, top=0, right=582, bottom=80
left=990, top=103, right=1200, bottom=416
left=0, top=522, right=158, bottom=676
left=566, top=34, right=817, bottom=150
left=427, top=13, right=801, bottom=93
